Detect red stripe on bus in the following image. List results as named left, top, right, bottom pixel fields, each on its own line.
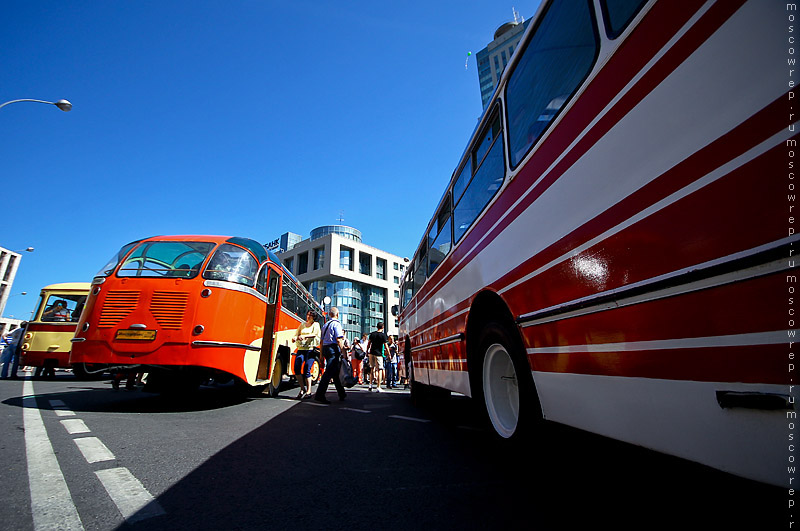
left=530, top=344, right=784, bottom=384
left=519, top=273, right=787, bottom=349
left=500, top=142, right=788, bottom=313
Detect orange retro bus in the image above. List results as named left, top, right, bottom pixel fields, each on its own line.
left=70, top=235, right=323, bottom=394
left=20, top=282, right=90, bottom=377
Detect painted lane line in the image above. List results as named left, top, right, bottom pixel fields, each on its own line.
left=340, top=407, right=371, bottom=414
left=48, top=399, right=76, bottom=416
left=95, top=467, right=165, bottom=524
left=22, top=380, right=85, bottom=531
left=388, top=415, right=431, bottom=423
left=60, top=419, right=91, bottom=435
left=73, top=437, right=116, bottom=464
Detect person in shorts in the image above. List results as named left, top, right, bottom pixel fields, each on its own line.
left=365, top=322, right=389, bottom=392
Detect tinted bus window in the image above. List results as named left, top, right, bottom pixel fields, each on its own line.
left=95, top=241, right=139, bottom=277
left=600, top=0, right=648, bottom=39
left=119, top=241, right=213, bottom=278
left=203, top=244, right=259, bottom=287
left=506, top=0, right=598, bottom=168
left=454, top=115, right=505, bottom=243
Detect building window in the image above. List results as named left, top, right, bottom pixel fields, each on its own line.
left=298, top=252, right=308, bottom=275
left=393, top=262, right=399, bottom=270
left=393, top=276, right=400, bottom=284
left=359, top=252, right=372, bottom=276
left=313, top=247, right=325, bottom=270
left=376, top=258, right=386, bottom=280
left=283, top=257, right=294, bottom=274
left=393, top=290, right=400, bottom=298
left=340, top=246, right=354, bottom=271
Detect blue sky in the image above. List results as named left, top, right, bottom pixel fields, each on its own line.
left=1, top=1, right=540, bottom=319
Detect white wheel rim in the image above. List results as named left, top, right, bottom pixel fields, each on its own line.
left=483, top=343, right=520, bottom=438
left=272, top=359, right=282, bottom=387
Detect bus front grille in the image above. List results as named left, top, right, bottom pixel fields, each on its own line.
left=98, top=291, right=141, bottom=327
left=150, top=291, right=189, bottom=330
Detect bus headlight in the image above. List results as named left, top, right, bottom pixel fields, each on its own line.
left=82, top=322, right=90, bottom=332
left=24, top=332, right=33, bottom=340
left=21, top=343, right=30, bottom=351
left=193, top=325, right=204, bottom=335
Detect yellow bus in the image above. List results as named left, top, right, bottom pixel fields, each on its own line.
left=21, top=282, right=90, bottom=377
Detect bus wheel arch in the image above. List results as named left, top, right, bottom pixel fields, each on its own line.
left=466, top=290, right=541, bottom=439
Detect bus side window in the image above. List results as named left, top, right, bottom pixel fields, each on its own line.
left=506, top=0, right=598, bottom=168
left=267, top=276, right=279, bottom=305
left=428, top=196, right=452, bottom=275
left=256, top=267, right=268, bottom=295
left=454, top=113, right=504, bottom=243
left=600, top=0, right=648, bottom=39
left=281, top=276, right=297, bottom=314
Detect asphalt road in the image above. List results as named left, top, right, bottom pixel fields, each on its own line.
left=0, top=371, right=784, bottom=530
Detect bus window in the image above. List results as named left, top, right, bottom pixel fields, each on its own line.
left=600, top=0, right=648, bottom=39
left=428, top=196, right=453, bottom=276
left=452, top=159, right=472, bottom=207
left=282, top=276, right=298, bottom=315
left=40, top=294, right=84, bottom=322
left=119, top=241, right=214, bottom=278
left=454, top=114, right=505, bottom=243
left=266, top=275, right=279, bottom=305
left=506, top=0, right=598, bottom=168
left=95, top=241, right=139, bottom=278
left=203, top=244, right=259, bottom=287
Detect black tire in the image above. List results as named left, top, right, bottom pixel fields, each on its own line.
left=475, top=322, right=539, bottom=440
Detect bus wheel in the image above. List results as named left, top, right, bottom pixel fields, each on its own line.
left=310, top=360, right=320, bottom=383
left=479, top=323, right=534, bottom=440
left=268, top=358, right=283, bottom=397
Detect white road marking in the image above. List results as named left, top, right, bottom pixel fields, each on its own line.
left=73, top=437, right=116, bottom=464
left=22, top=380, right=85, bottom=531
left=48, top=399, right=76, bottom=416
left=95, top=467, right=165, bottom=523
left=388, top=415, right=431, bottom=423
left=60, top=419, right=91, bottom=435
left=340, top=407, right=371, bottom=414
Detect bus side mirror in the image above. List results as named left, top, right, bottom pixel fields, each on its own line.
left=391, top=305, right=398, bottom=317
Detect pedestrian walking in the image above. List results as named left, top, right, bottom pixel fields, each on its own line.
left=365, top=322, right=389, bottom=392
left=351, top=338, right=366, bottom=384
left=292, top=310, right=321, bottom=399
left=386, top=336, right=398, bottom=388
left=313, top=307, right=347, bottom=404
left=0, top=323, right=26, bottom=379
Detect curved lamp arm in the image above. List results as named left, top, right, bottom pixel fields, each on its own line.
left=0, top=99, right=72, bottom=112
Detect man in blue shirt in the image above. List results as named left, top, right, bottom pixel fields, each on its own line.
left=313, top=307, right=347, bottom=404
left=1, top=323, right=26, bottom=379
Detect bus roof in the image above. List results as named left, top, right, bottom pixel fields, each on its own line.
left=40, top=282, right=92, bottom=291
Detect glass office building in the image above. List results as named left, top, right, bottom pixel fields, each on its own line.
left=277, top=226, right=406, bottom=339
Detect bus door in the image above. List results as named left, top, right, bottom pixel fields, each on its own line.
left=257, top=265, right=281, bottom=381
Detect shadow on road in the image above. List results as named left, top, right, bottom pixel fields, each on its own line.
left=110, top=391, right=782, bottom=531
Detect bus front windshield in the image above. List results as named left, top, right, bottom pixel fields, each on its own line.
left=203, top=244, right=259, bottom=287
left=117, top=241, right=215, bottom=278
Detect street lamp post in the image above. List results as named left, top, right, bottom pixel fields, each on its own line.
left=0, top=99, right=72, bottom=112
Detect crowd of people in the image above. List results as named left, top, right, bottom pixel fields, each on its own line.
left=292, top=307, right=408, bottom=404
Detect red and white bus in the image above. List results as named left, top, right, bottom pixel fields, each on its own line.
left=70, top=235, right=322, bottom=394
left=398, top=0, right=791, bottom=487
